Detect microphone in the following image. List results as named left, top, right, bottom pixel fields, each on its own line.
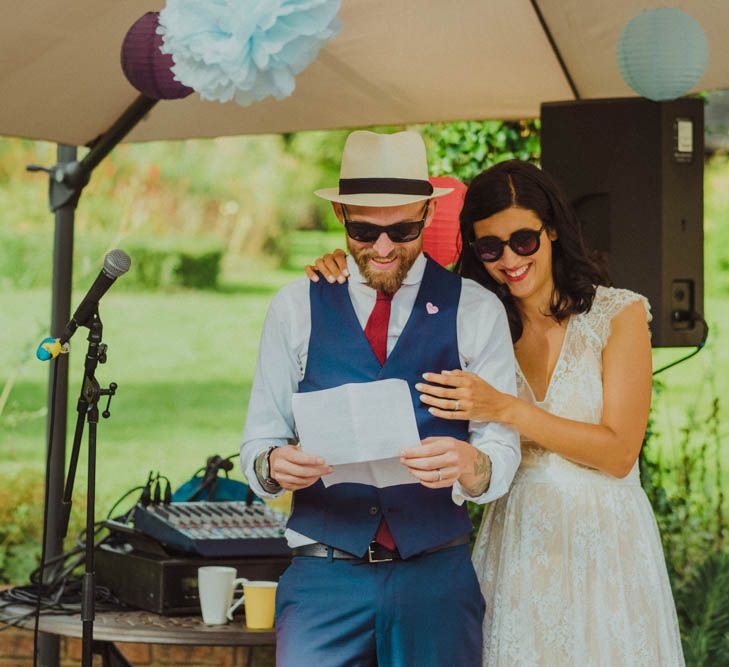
left=36, top=249, right=131, bottom=360
left=59, top=249, right=131, bottom=344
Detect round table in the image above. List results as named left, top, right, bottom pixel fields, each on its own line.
left=1, top=605, right=275, bottom=666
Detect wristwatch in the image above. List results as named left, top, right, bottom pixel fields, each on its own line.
left=255, top=446, right=282, bottom=493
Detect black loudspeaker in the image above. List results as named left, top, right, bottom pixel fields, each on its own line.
left=541, top=97, right=704, bottom=348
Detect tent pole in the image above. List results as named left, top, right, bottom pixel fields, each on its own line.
left=33, top=95, right=157, bottom=667
left=37, top=143, right=76, bottom=667
left=529, top=0, right=580, bottom=99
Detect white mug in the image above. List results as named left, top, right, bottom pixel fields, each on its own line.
left=197, top=566, right=246, bottom=626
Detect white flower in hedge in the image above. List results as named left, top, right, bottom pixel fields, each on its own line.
left=157, top=0, right=342, bottom=106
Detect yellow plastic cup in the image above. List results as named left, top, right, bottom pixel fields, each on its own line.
left=227, top=580, right=277, bottom=629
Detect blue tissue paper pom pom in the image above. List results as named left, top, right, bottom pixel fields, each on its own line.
left=158, top=0, right=342, bottom=106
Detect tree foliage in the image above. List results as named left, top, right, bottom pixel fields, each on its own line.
left=422, top=119, right=540, bottom=184
left=282, top=119, right=541, bottom=233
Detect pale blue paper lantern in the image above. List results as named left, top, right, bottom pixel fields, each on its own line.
left=617, top=8, right=708, bottom=101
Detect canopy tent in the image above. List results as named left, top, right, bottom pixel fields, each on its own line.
left=4, top=3, right=729, bottom=664
left=3, top=0, right=729, bottom=146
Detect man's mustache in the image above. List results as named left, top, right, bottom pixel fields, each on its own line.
left=358, top=249, right=403, bottom=263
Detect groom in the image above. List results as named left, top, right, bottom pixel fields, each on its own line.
left=240, top=130, right=519, bottom=666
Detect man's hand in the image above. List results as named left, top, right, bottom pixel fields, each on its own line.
left=400, top=437, right=489, bottom=492
left=269, top=445, right=333, bottom=491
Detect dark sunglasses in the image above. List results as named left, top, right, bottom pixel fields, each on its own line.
left=470, top=224, right=546, bottom=262
left=342, top=202, right=429, bottom=243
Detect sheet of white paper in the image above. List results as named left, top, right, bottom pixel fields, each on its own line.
left=322, top=458, right=417, bottom=488
left=291, top=379, right=421, bottom=487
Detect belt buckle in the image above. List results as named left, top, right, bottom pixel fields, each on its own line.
left=367, top=542, right=394, bottom=563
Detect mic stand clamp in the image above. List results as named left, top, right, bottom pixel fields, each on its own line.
left=58, top=305, right=117, bottom=667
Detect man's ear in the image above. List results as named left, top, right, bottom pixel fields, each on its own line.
left=423, top=199, right=437, bottom=230
left=332, top=202, right=344, bottom=223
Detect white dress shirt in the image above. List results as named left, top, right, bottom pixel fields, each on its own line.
left=240, top=253, right=520, bottom=547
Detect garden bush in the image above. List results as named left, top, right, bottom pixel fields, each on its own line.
left=674, top=551, right=729, bottom=665
left=0, top=231, right=224, bottom=291
left=0, top=471, right=85, bottom=585
left=122, top=236, right=223, bottom=290
left=641, top=371, right=728, bottom=665
left=0, top=230, right=54, bottom=289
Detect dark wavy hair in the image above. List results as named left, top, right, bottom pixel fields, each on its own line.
left=455, top=160, right=609, bottom=342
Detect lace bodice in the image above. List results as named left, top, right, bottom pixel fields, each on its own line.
left=515, top=286, right=652, bottom=487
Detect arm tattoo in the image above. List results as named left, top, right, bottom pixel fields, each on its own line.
left=467, top=452, right=492, bottom=496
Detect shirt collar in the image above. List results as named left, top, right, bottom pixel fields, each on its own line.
left=346, top=252, right=427, bottom=288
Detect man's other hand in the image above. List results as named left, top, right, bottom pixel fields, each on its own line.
left=400, top=437, right=492, bottom=495
left=270, top=445, right=333, bottom=491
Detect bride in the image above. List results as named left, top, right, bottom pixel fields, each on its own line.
left=307, top=160, right=684, bottom=666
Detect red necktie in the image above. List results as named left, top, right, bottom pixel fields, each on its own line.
left=364, top=290, right=393, bottom=365
left=364, top=290, right=397, bottom=551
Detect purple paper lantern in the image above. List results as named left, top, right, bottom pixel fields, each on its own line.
left=121, top=12, right=193, bottom=100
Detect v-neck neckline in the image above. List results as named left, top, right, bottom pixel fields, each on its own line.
left=516, top=316, right=573, bottom=404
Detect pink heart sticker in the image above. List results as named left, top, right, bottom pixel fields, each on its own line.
left=426, top=302, right=439, bottom=315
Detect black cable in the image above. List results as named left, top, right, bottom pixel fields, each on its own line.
left=1, top=579, right=123, bottom=630
left=1, top=530, right=127, bottom=632
left=140, top=471, right=154, bottom=506
left=5, top=452, right=249, bottom=639
left=105, top=485, right=144, bottom=519
left=32, top=483, right=142, bottom=589
left=152, top=472, right=162, bottom=505
left=223, top=452, right=239, bottom=478
left=11, top=379, right=174, bottom=655
left=653, top=315, right=709, bottom=376
left=191, top=453, right=239, bottom=478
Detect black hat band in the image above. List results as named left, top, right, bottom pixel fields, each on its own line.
left=339, top=177, right=433, bottom=196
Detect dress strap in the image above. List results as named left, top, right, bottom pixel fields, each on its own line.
left=590, top=286, right=652, bottom=349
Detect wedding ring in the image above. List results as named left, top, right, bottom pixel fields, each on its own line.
left=453, top=400, right=460, bottom=411
left=436, top=469, right=442, bottom=482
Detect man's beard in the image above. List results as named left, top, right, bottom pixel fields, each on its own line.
left=348, top=241, right=422, bottom=294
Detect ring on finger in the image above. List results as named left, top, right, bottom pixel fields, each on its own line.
left=453, top=399, right=460, bottom=411
left=436, top=469, right=442, bottom=482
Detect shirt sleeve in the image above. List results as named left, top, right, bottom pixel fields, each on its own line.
left=240, top=279, right=310, bottom=499
left=451, top=281, right=520, bottom=505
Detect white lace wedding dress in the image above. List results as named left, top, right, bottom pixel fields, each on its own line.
left=472, top=286, right=685, bottom=666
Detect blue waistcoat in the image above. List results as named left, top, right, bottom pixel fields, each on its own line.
left=287, top=257, right=473, bottom=559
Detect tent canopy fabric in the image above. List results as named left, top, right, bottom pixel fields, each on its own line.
left=3, top=1, right=729, bottom=147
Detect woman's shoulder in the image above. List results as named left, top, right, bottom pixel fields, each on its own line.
left=592, top=285, right=652, bottom=318
left=583, top=286, right=652, bottom=347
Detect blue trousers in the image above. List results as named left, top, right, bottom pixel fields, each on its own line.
left=275, top=543, right=484, bottom=667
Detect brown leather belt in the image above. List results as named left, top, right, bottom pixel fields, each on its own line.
left=292, top=534, right=470, bottom=563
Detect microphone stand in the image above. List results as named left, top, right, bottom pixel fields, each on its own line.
left=58, top=304, right=117, bottom=667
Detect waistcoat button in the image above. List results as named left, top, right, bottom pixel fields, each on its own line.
left=368, top=506, right=379, bottom=515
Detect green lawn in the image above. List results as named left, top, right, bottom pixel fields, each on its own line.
left=2, top=257, right=729, bottom=519
left=2, top=263, right=293, bottom=502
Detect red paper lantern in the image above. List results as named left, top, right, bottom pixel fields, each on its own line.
left=423, top=176, right=466, bottom=267
left=121, top=12, right=193, bottom=100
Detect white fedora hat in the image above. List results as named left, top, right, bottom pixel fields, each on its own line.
left=315, top=130, right=453, bottom=207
